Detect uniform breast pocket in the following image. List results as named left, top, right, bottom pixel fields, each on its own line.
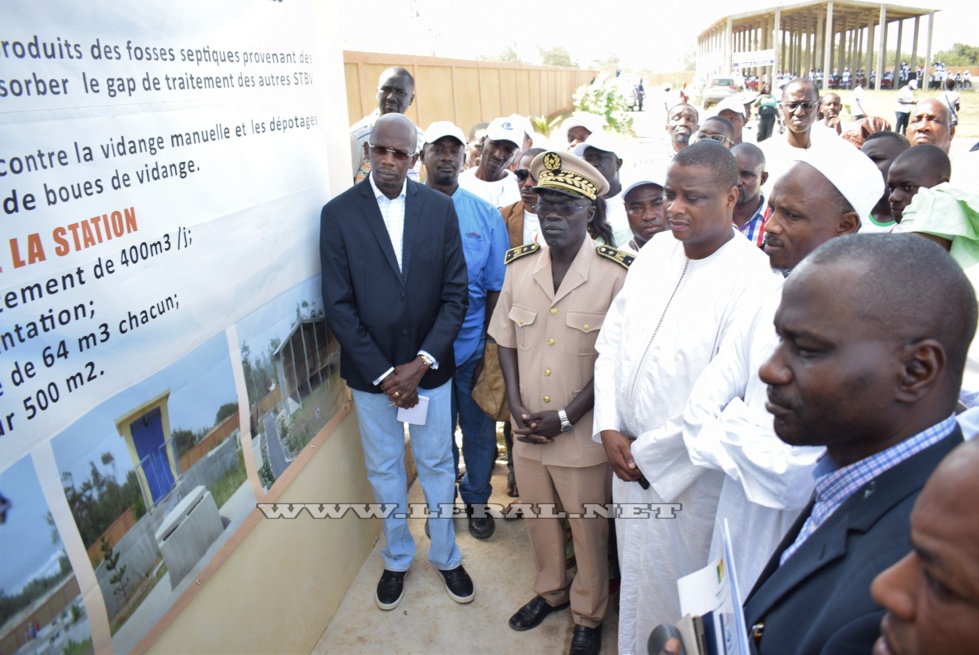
left=508, top=305, right=538, bottom=351
left=564, top=312, right=604, bottom=356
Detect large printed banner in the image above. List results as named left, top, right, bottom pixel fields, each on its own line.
left=1, top=2, right=339, bottom=652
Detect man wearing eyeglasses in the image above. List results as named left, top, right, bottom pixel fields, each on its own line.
left=490, top=151, right=631, bottom=655
left=691, top=116, right=736, bottom=149
left=350, top=66, right=425, bottom=184
left=321, top=112, right=472, bottom=612
left=759, top=78, right=843, bottom=198
left=422, top=121, right=509, bottom=540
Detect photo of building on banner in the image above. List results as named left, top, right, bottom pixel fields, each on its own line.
left=235, top=275, right=346, bottom=492
left=1, top=0, right=336, bottom=652
left=46, top=333, right=250, bottom=653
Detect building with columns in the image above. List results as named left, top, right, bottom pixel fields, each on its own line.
left=697, top=1, right=937, bottom=88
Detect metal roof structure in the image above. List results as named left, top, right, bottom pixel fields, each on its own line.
left=697, top=1, right=939, bottom=87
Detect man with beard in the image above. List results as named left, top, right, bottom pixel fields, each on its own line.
left=860, top=131, right=910, bottom=232
left=459, top=117, right=522, bottom=209
left=350, top=66, right=424, bottom=183
left=592, top=142, right=778, bottom=654
left=731, top=143, right=769, bottom=247
left=630, top=143, right=883, bottom=609
left=743, top=234, right=973, bottom=654
left=422, top=122, right=509, bottom=540
left=665, top=103, right=700, bottom=157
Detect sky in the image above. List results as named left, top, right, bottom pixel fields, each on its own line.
left=0, top=457, right=66, bottom=597
left=340, top=0, right=975, bottom=71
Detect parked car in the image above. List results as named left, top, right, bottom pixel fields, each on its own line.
left=703, top=77, right=742, bottom=109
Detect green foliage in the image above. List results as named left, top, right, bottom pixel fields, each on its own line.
left=260, top=455, right=275, bottom=489
left=0, top=559, right=72, bottom=628
left=61, top=458, right=142, bottom=549
left=934, top=43, right=979, bottom=67
left=208, top=449, right=247, bottom=509
left=215, top=402, right=238, bottom=424
left=573, top=74, right=634, bottom=136
left=532, top=115, right=564, bottom=138
left=100, top=536, right=130, bottom=604
left=540, top=46, right=577, bottom=68
left=62, top=638, right=93, bottom=655
left=70, top=600, right=85, bottom=624
left=480, top=44, right=523, bottom=64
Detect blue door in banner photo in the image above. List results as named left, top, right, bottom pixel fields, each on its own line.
left=131, top=408, right=175, bottom=503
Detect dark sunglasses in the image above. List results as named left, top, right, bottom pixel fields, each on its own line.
left=514, top=168, right=533, bottom=182
left=368, top=143, right=413, bottom=161
left=780, top=101, right=817, bottom=112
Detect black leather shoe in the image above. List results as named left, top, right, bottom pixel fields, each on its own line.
left=569, top=623, right=602, bottom=655
left=508, top=596, right=570, bottom=631
left=467, top=505, right=496, bottom=540
left=375, top=569, right=407, bottom=610
left=439, top=565, right=475, bottom=603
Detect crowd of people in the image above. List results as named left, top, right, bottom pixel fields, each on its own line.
left=320, top=65, right=979, bottom=655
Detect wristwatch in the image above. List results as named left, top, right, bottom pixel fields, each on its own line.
left=558, top=409, right=574, bottom=433
left=418, top=352, right=435, bottom=368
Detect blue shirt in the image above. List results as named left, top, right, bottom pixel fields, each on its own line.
left=450, top=187, right=508, bottom=364
left=780, top=414, right=958, bottom=565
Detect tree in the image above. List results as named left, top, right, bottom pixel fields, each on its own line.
left=215, top=402, right=238, bottom=424
left=573, top=73, right=634, bottom=136
left=933, top=43, right=979, bottom=67
left=480, top=44, right=523, bottom=64
left=100, top=536, right=130, bottom=604
left=60, top=458, right=142, bottom=549
left=540, top=46, right=577, bottom=68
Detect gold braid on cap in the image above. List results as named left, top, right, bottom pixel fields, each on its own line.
left=536, top=153, right=598, bottom=200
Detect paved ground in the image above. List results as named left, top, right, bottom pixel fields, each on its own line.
left=312, top=458, right=621, bottom=655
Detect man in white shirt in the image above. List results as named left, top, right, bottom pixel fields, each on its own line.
left=349, top=66, right=425, bottom=184
left=458, top=117, right=522, bottom=208
left=759, top=78, right=843, bottom=197
left=593, top=141, right=781, bottom=654
left=895, top=79, right=917, bottom=135
left=636, top=144, right=883, bottom=602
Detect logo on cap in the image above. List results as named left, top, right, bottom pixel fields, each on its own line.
left=543, top=153, right=562, bottom=171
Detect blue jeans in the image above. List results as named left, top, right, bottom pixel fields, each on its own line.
left=451, top=347, right=497, bottom=506
left=352, top=381, right=461, bottom=572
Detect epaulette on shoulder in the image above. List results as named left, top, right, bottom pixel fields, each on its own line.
left=596, top=245, right=634, bottom=269
left=505, top=242, right=541, bottom=265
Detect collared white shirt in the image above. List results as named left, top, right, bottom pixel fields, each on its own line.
left=368, top=172, right=407, bottom=271
left=366, top=173, right=438, bottom=385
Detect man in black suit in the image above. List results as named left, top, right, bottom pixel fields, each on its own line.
left=742, top=233, right=977, bottom=654
left=320, top=113, right=473, bottom=611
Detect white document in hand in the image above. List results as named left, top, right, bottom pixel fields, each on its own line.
left=397, top=395, right=429, bottom=425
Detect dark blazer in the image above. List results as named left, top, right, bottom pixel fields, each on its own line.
left=743, top=425, right=963, bottom=655
left=320, top=177, right=468, bottom=393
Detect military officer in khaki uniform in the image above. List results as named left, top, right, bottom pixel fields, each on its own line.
left=489, top=151, right=631, bottom=655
